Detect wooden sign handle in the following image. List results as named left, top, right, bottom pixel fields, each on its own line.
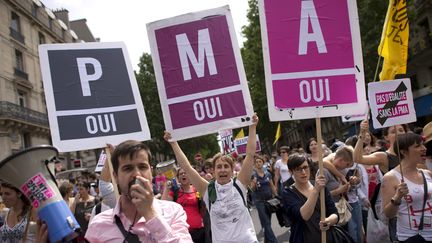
left=316, top=118, right=326, bottom=243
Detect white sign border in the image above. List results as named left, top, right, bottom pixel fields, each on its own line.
left=147, top=5, right=254, bottom=141
left=39, top=42, right=151, bottom=152
left=258, top=0, right=367, bottom=121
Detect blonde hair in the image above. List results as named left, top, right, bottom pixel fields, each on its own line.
left=212, top=153, right=235, bottom=170
left=334, top=145, right=354, bottom=162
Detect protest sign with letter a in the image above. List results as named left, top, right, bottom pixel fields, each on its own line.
left=259, top=0, right=367, bottom=120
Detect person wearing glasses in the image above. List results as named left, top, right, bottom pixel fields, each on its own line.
left=281, top=153, right=339, bottom=243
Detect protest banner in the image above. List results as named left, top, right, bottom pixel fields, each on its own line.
left=341, top=104, right=369, bottom=123
left=147, top=6, right=254, bottom=141
left=259, top=0, right=367, bottom=121
left=234, top=135, right=261, bottom=156
left=95, top=150, right=106, bottom=173
left=39, top=42, right=150, bottom=152
left=368, top=78, right=416, bottom=129
left=219, top=129, right=235, bottom=154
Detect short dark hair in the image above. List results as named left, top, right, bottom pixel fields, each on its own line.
left=393, top=133, right=423, bottom=160
left=111, top=140, right=152, bottom=174
left=287, top=153, right=309, bottom=171
left=77, top=181, right=91, bottom=190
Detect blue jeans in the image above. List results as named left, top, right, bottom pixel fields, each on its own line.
left=348, top=201, right=363, bottom=243
left=255, top=200, right=278, bottom=243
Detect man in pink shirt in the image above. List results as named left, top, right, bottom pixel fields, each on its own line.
left=85, top=140, right=193, bottom=242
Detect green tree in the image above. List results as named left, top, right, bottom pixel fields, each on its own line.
left=135, top=53, right=220, bottom=164
left=241, top=0, right=284, bottom=153
left=357, top=0, right=388, bottom=83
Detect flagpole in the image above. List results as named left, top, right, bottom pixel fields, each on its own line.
left=373, top=8, right=387, bottom=82
left=316, top=118, right=326, bottom=243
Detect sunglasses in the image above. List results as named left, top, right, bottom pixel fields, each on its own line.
left=280, top=151, right=288, bottom=154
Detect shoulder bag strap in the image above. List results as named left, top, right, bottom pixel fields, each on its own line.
left=419, top=170, right=428, bottom=231
left=233, top=178, right=247, bottom=207
left=114, top=215, right=140, bottom=242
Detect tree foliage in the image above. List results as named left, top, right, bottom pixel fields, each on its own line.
left=241, top=0, right=280, bottom=154
left=135, top=53, right=220, bottom=164
left=357, top=0, right=388, bottom=83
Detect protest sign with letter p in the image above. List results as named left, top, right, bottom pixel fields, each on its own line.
left=39, top=42, right=150, bottom=152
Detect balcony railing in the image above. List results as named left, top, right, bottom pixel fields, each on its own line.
left=0, top=101, right=49, bottom=128
left=14, top=68, right=29, bottom=80
left=9, top=27, right=25, bottom=44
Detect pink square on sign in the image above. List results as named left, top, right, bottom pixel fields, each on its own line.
left=264, top=0, right=354, bottom=73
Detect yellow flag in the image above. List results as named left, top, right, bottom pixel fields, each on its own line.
left=235, top=129, right=245, bottom=139
left=273, top=122, right=281, bottom=145
left=378, top=0, right=409, bottom=81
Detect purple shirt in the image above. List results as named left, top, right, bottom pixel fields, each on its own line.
left=85, top=197, right=193, bottom=242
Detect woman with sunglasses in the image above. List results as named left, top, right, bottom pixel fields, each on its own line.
left=381, top=133, right=431, bottom=242
left=282, top=153, right=339, bottom=243
left=274, top=146, right=291, bottom=195
left=164, top=114, right=259, bottom=243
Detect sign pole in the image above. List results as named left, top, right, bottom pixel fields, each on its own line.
left=105, top=147, right=119, bottom=199
left=316, top=117, right=326, bottom=243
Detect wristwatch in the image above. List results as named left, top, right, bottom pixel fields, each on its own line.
left=391, top=197, right=402, bottom=206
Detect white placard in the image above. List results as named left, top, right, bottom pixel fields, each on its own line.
left=147, top=6, right=254, bottom=141
left=39, top=42, right=150, bottom=152
left=368, top=78, right=416, bottom=129
left=259, top=0, right=367, bottom=120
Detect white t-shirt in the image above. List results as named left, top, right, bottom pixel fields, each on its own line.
left=204, top=179, right=258, bottom=243
left=391, top=169, right=432, bottom=241
left=274, top=159, right=291, bottom=183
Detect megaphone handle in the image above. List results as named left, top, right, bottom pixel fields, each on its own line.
left=45, top=159, right=58, bottom=188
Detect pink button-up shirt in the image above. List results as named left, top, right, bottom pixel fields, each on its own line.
left=85, top=198, right=193, bottom=242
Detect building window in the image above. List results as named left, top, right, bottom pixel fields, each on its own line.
left=31, top=3, right=38, bottom=17
left=11, top=12, right=21, bottom=32
left=10, top=12, right=25, bottom=44
left=39, top=32, right=45, bottom=44
left=22, top=132, right=31, bottom=149
left=15, top=49, right=24, bottom=71
left=48, top=18, right=53, bottom=29
left=17, top=90, right=26, bottom=107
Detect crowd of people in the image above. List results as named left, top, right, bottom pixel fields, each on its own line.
left=0, top=117, right=431, bottom=243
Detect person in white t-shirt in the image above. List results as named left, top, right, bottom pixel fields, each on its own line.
left=382, top=132, right=432, bottom=242
left=164, top=114, right=259, bottom=243
left=274, top=146, right=292, bottom=194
